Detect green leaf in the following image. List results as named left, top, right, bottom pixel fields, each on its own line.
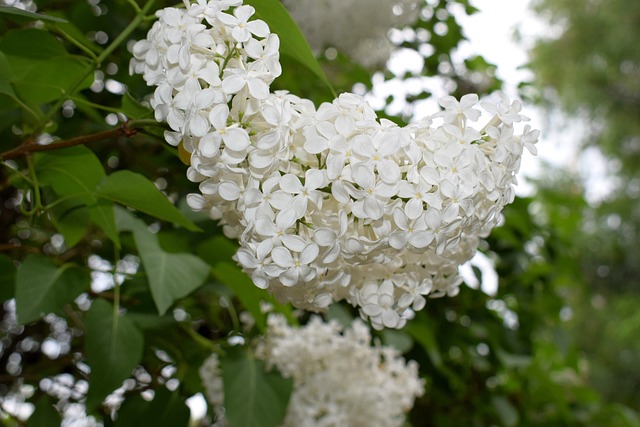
left=27, top=396, right=61, bottom=427
left=13, top=56, right=91, bottom=104
left=15, top=255, right=89, bottom=324
left=0, top=51, right=16, bottom=97
left=211, top=261, right=269, bottom=332
left=110, top=387, right=190, bottom=427
left=0, top=28, right=67, bottom=60
left=245, top=0, right=335, bottom=96
left=0, top=6, right=68, bottom=23
left=52, top=18, right=102, bottom=55
left=120, top=92, right=153, bottom=120
left=36, top=146, right=104, bottom=196
left=381, top=329, right=414, bottom=354
left=97, top=170, right=200, bottom=231
left=0, top=254, right=16, bottom=302
left=198, top=236, right=294, bottom=332
left=36, top=146, right=119, bottom=245
left=116, top=208, right=210, bottom=315
left=85, top=299, right=144, bottom=409
left=405, top=319, right=444, bottom=369
left=0, top=29, right=92, bottom=104
left=221, top=347, right=292, bottom=427
left=48, top=198, right=89, bottom=248
left=491, top=395, right=520, bottom=427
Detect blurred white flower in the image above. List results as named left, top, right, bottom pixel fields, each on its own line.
left=199, top=314, right=425, bottom=426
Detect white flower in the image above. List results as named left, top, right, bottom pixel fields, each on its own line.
left=359, top=281, right=404, bottom=330
left=278, top=169, right=327, bottom=217
left=222, top=65, right=271, bottom=99
left=481, top=91, right=529, bottom=125
left=235, top=239, right=277, bottom=289
left=439, top=93, right=481, bottom=124
left=388, top=209, right=432, bottom=250
left=132, top=0, right=539, bottom=329
left=350, top=164, right=398, bottom=220
left=207, top=104, right=251, bottom=152
left=200, top=315, right=424, bottom=427
left=271, top=243, right=320, bottom=286
left=217, top=5, right=269, bottom=42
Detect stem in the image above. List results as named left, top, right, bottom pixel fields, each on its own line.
left=24, top=155, right=42, bottom=215
left=126, top=0, right=142, bottom=13
left=70, top=95, right=123, bottom=114
left=112, top=245, right=122, bottom=350
left=1, top=161, right=33, bottom=186
left=0, top=119, right=163, bottom=161
left=34, top=0, right=157, bottom=135
left=180, top=323, right=221, bottom=352
left=53, top=25, right=99, bottom=61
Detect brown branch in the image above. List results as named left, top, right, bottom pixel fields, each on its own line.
left=0, top=121, right=143, bottom=161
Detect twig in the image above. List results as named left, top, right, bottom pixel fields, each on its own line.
left=0, top=119, right=160, bottom=161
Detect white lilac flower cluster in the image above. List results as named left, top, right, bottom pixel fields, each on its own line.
left=281, top=0, right=420, bottom=67
left=130, top=0, right=539, bottom=330
left=199, top=314, right=424, bottom=427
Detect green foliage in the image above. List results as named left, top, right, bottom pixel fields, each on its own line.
left=529, top=0, right=640, bottom=411
left=0, top=0, right=635, bottom=425
left=108, top=388, right=190, bottom=427
left=221, top=346, right=293, bottom=427
left=27, top=397, right=62, bottom=427
left=98, top=170, right=200, bottom=232
left=116, top=208, right=209, bottom=315
left=85, top=299, right=144, bottom=409
left=15, top=254, right=89, bottom=324
left=246, top=0, right=335, bottom=97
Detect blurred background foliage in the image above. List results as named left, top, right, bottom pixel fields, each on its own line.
left=0, top=0, right=638, bottom=425
left=528, top=0, right=640, bottom=413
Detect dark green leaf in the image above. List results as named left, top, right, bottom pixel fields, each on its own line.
left=0, top=29, right=92, bottom=104
left=85, top=299, right=144, bottom=409
left=111, top=387, right=190, bottom=427
left=491, top=395, right=519, bottom=427
left=221, top=347, right=292, bottom=427
left=245, top=0, right=335, bottom=96
left=405, top=320, right=444, bottom=369
left=97, top=170, right=200, bottom=231
left=0, top=51, right=16, bottom=97
left=15, top=255, right=89, bottom=324
left=0, top=254, right=16, bottom=303
left=27, top=396, right=61, bottom=427
left=127, top=312, right=177, bottom=331
left=0, top=6, right=67, bottom=23
left=48, top=198, right=90, bottom=248
left=0, top=29, right=67, bottom=59
left=116, top=208, right=210, bottom=315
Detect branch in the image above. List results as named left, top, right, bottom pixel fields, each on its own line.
left=0, top=120, right=161, bottom=161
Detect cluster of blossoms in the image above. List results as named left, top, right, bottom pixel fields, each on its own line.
left=281, top=0, right=420, bottom=67
left=199, top=314, right=424, bottom=427
left=130, top=0, right=539, bottom=330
